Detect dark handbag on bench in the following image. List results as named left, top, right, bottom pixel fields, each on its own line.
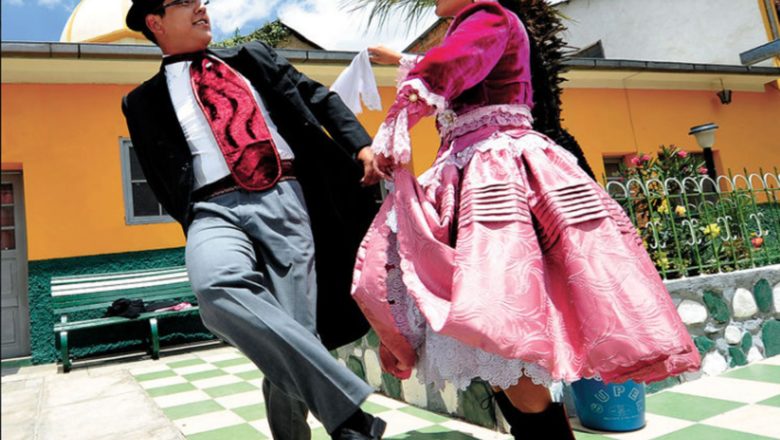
left=105, top=298, right=146, bottom=319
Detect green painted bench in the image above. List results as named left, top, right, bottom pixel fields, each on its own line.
left=51, top=266, right=200, bottom=372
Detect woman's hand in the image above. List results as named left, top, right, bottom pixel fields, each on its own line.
left=368, top=45, right=403, bottom=66
left=379, top=343, right=413, bottom=379
left=374, top=152, right=397, bottom=179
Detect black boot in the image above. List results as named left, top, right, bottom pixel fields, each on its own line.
left=331, top=409, right=387, bottom=440
left=494, top=391, right=575, bottom=440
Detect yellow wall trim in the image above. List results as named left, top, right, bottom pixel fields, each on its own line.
left=758, top=0, right=780, bottom=67
left=84, top=29, right=147, bottom=44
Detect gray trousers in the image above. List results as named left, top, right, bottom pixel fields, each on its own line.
left=185, top=181, right=373, bottom=438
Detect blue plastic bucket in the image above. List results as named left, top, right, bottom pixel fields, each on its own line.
left=571, top=378, right=646, bottom=432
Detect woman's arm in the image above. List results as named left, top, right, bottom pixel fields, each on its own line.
left=370, top=3, right=513, bottom=168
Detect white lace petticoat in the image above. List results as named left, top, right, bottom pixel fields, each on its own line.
left=385, top=203, right=554, bottom=392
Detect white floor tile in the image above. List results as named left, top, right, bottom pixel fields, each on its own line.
left=365, top=393, right=409, bottom=410
left=214, top=390, right=264, bottom=409
left=140, top=376, right=187, bottom=390
left=222, top=363, right=258, bottom=375
left=669, top=376, right=780, bottom=404
left=174, top=410, right=245, bottom=435
left=172, top=364, right=219, bottom=376
left=440, top=419, right=511, bottom=439
left=129, top=364, right=170, bottom=376
left=191, top=374, right=242, bottom=390
left=594, top=414, right=696, bottom=440
left=247, top=379, right=265, bottom=389
left=700, top=404, right=780, bottom=438
left=378, top=409, right=436, bottom=437
left=249, top=420, right=274, bottom=438
left=199, top=352, right=244, bottom=364
left=761, top=355, right=780, bottom=367
left=306, top=413, right=323, bottom=430
left=153, top=390, right=212, bottom=408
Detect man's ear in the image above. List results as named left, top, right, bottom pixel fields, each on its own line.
left=145, top=14, right=164, bottom=37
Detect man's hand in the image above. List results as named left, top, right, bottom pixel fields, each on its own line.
left=357, top=147, right=388, bottom=186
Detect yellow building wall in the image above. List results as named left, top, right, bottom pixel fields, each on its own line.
left=1, top=83, right=185, bottom=261
left=2, top=82, right=778, bottom=261
left=559, top=86, right=780, bottom=180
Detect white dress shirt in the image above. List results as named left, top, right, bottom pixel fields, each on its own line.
left=164, top=58, right=295, bottom=189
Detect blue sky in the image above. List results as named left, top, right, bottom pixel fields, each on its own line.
left=2, top=0, right=79, bottom=42
left=0, top=0, right=438, bottom=51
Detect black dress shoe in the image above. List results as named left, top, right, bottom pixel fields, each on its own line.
left=332, top=414, right=387, bottom=439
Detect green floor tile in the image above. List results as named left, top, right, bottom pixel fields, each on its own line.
left=183, top=369, right=227, bottom=382
left=187, top=423, right=266, bottom=440
left=390, top=428, right=477, bottom=439
left=757, top=394, right=780, bottom=407
left=654, top=424, right=776, bottom=440
left=163, top=400, right=224, bottom=420
left=721, top=364, right=780, bottom=384
left=213, top=357, right=252, bottom=368
left=135, top=369, right=176, bottom=381
left=168, top=358, right=206, bottom=369
left=311, top=427, right=330, bottom=440
left=398, top=406, right=451, bottom=423
left=203, top=381, right=258, bottom=398
left=236, top=370, right=263, bottom=381
left=645, top=391, right=744, bottom=421
left=233, top=403, right=267, bottom=422
left=360, top=401, right=391, bottom=415
left=415, top=425, right=453, bottom=434
left=147, top=382, right=197, bottom=397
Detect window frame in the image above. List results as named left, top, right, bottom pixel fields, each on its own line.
left=602, top=155, right=627, bottom=183
left=119, top=138, right=175, bottom=225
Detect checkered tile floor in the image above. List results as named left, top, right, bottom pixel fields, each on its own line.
left=130, top=348, right=780, bottom=439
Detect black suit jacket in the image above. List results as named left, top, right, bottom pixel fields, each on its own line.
left=122, top=42, right=379, bottom=349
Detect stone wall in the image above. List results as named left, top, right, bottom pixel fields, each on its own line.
left=668, top=265, right=780, bottom=379
left=333, top=265, right=780, bottom=427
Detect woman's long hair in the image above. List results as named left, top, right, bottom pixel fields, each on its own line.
left=497, top=0, right=595, bottom=178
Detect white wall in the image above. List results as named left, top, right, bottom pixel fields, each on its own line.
left=557, top=0, right=773, bottom=66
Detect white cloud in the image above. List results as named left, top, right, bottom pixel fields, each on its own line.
left=279, top=0, right=438, bottom=51
left=204, top=0, right=438, bottom=51
left=207, top=0, right=282, bottom=36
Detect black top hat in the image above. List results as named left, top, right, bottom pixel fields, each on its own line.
left=126, top=0, right=165, bottom=32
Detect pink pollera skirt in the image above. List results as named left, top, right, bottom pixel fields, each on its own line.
left=352, top=119, right=700, bottom=390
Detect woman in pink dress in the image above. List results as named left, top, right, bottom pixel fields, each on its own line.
left=353, top=0, right=701, bottom=437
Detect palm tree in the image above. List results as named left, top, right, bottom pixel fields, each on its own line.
left=342, top=0, right=436, bottom=29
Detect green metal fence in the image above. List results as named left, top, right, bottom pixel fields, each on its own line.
left=604, top=168, right=780, bottom=279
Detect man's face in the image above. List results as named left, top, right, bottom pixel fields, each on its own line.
left=147, top=0, right=212, bottom=54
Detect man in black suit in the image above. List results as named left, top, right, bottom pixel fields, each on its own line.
left=122, top=1, right=387, bottom=439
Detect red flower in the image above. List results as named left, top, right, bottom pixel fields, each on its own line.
left=641, top=154, right=652, bottom=162
left=698, top=166, right=708, bottom=175
left=677, top=151, right=689, bottom=158
left=630, top=157, right=641, bottom=166
left=751, top=236, right=764, bottom=249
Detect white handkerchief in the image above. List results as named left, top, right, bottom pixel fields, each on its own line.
left=331, top=49, right=382, bottom=115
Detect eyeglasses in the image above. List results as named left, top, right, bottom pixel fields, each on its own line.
left=155, top=0, right=209, bottom=13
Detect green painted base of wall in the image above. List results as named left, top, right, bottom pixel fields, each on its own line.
left=28, top=247, right=215, bottom=365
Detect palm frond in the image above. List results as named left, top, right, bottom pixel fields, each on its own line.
left=340, top=0, right=436, bottom=30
